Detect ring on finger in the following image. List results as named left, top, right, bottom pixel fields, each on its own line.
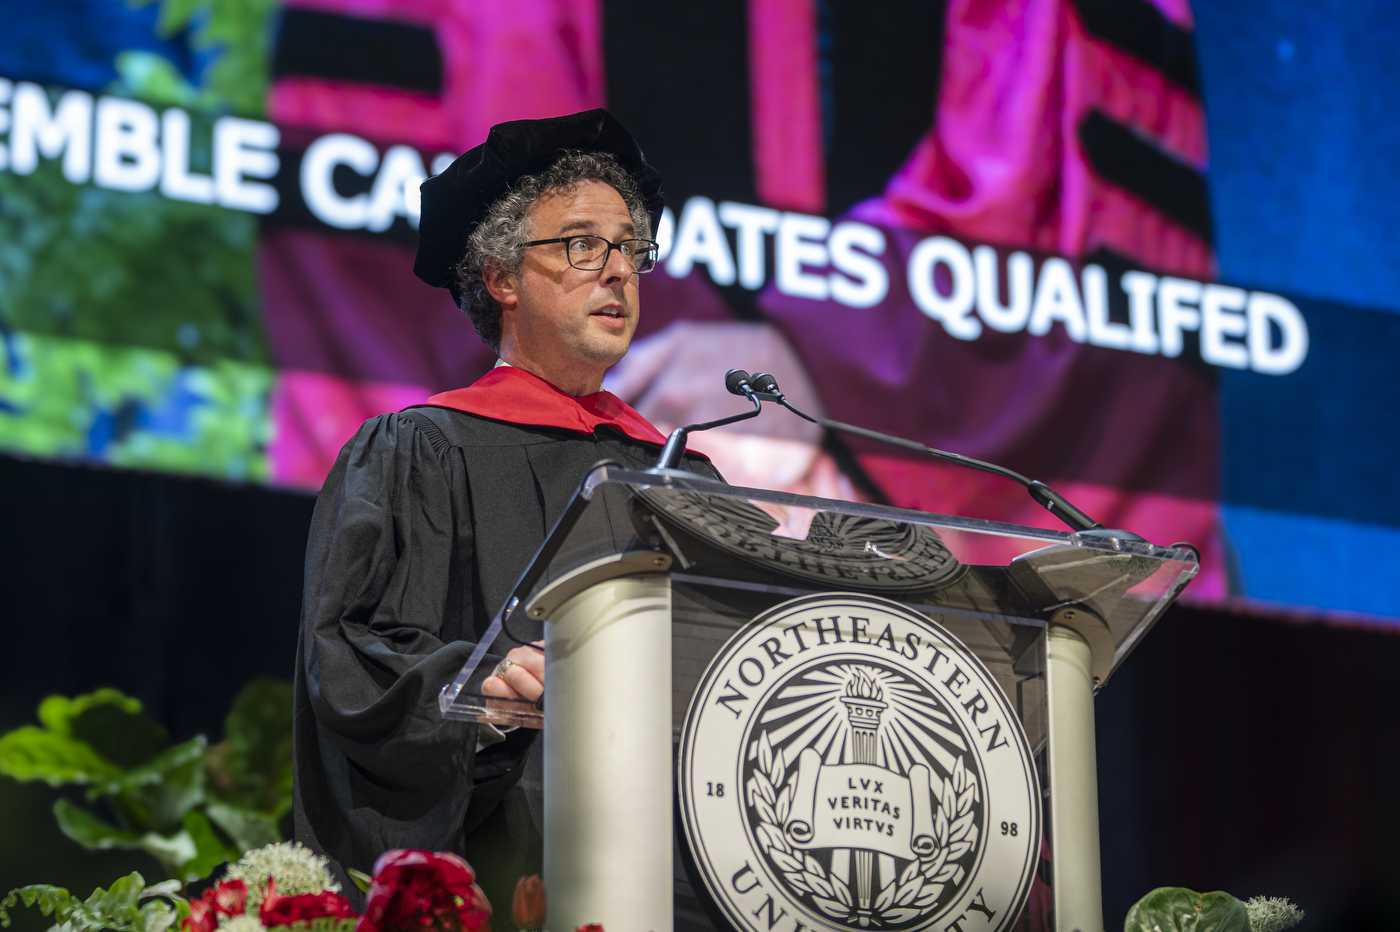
left=493, top=659, right=518, bottom=680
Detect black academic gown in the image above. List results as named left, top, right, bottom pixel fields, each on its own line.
left=292, top=404, right=719, bottom=910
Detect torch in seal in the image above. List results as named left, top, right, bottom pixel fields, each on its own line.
left=840, top=669, right=888, bottom=913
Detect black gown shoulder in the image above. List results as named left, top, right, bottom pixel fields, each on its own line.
left=292, top=406, right=718, bottom=902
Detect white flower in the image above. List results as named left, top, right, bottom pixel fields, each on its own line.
left=1245, top=896, right=1304, bottom=932
left=225, top=841, right=340, bottom=908
left=216, top=915, right=266, bottom=932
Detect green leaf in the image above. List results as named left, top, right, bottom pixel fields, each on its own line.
left=37, top=691, right=144, bottom=738
left=82, top=873, right=146, bottom=929
left=0, top=726, right=123, bottom=785
left=177, top=810, right=240, bottom=883
left=108, top=736, right=208, bottom=835
left=136, top=882, right=186, bottom=932
left=345, top=869, right=373, bottom=894
left=171, top=896, right=191, bottom=929
left=137, top=831, right=199, bottom=882
left=1, top=875, right=158, bottom=932
left=141, top=880, right=183, bottom=900
left=113, top=735, right=208, bottom=793
left=58, top=798, right=206, bottom=881
left=205, top=801, right=280, bottom=853
left=0, top=689, right=167, bottom=785
left=1, top=884, right=73, bottom=927
left=210, top=678, right=293, bottom=817
left=139, top=899, right=178, bottom=932
left=1125, top=887, right=1251, bottom=932
left=53, top=798, right=144, bottom=850
left=69, top=700, right=170, bottom=772
left=265, top=919, right=358, bottom=932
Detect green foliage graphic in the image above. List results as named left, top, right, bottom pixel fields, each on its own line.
left=0, top=2, right=285, bottom=482
left=0, top=680, right=294, bottom=883
left=0, top=330, right=271, bottom=480
left=112, top=0, right=280, bottom=118
left=0, top=158, right=266, bottom=367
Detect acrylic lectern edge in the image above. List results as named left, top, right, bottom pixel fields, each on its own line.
left=585, top=464, right=1201, bottom=563
left=441, top=464, right=1202, bottom=717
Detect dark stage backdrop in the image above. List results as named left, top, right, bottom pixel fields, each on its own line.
left=2, top=456, right=1398, bottom=930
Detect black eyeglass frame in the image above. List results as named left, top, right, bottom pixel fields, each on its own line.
left=522, top=235, right=661, bottom=273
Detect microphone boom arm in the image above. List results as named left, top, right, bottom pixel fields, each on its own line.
left=653, top=389, right=764, bottom=470
left=747, top=374, right=1105, bottom=533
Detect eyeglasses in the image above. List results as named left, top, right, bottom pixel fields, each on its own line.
left=522, top=235, right=660, bottom=273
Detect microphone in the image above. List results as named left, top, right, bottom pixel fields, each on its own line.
left=725, top=369, right=758, bottom=399
left=652, top=371, right=765, bottom=471
left=745, top=372, right=778, bottom=396
left=747, top=374, right=1125, bottom=537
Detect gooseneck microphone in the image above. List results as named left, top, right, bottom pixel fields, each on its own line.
left=731, top=372, right=1112, bottom=535
left=651, top=369, right=764, bottom=471
left=725, top=368, right=758, bottom=398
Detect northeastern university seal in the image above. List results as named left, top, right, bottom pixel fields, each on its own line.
left=679, top=594, right=1039, bottom=932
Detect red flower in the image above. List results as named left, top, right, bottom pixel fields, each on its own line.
left=510, top=877, right=546, bottom=931
left=575, top=925, right=605, bottom=932
left=356, top=850, right=492, bottom=932
left=183, top=880, right=248, bottom=932
left=260, top=878, right=360, bottom=927
left=185, top=898, right=217, bottom=932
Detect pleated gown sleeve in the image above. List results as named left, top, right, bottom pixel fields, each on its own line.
left=292, top=411, right=493, bottom=884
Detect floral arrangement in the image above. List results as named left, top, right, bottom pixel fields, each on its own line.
left=1, top=843, right=493, bottom=932
left=0, top=686, right=614, bottom=932
left=0, top=841, right=617, bottom=932
left=0, top=683, right=1301, bottom=932
left=184, top=845, right=490, bottom=932
left=183, top=843, right=359, bottom=932
left=1125, top=887, right=1304, bottom=932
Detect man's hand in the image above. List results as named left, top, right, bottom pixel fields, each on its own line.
left=481, top=641, right=545, bottom=702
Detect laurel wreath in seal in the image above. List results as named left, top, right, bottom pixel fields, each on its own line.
left=746, top=730, right=980, bottom=928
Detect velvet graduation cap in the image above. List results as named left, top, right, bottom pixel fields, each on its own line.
left=413, top=109, right=665, bottom=303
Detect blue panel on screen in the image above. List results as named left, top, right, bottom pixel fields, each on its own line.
left=1223, top=505, right=1400, bottom=622
left=1218, top=297, right=1400, bottom=528
left=0, top=0, right=202, bottom=91
left=1194, top=0, right=1400, bottom=314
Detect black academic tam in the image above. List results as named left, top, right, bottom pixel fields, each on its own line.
left=413, top=108, right=665, bottom=304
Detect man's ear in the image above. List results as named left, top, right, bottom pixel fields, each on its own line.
left=482, top=260, right=519, bottom=310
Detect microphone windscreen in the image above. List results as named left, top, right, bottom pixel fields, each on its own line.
left=750, top=372, right=779, bottom=394
left=724, top=369, right=753, bottom=396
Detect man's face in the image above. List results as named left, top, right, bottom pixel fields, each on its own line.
left=494, top=179, right=641, bottom=381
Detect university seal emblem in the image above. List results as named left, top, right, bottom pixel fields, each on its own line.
left=679, top=594, right=1039, bottom=932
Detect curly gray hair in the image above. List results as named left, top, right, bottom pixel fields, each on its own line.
left=453, top=150, right=654, bottom=352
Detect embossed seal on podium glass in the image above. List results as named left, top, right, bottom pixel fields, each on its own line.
left=636, top=488, right=963, bottom=592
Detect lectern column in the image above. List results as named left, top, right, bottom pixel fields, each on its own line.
left=542, top=572, right=673, bottom=932
left=1045, top=624, right=1104, bottom=932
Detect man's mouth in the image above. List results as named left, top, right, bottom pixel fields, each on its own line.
left=592, top=307, right=625, bottom=319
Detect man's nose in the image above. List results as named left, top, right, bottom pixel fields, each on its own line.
left=600, top=244, right=635, bottom=284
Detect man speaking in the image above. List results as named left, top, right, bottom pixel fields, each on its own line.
left=291, top=110, right=718, bottom=907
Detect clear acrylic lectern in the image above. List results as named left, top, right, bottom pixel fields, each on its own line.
left=440, top=464, right=1197, bottom=932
